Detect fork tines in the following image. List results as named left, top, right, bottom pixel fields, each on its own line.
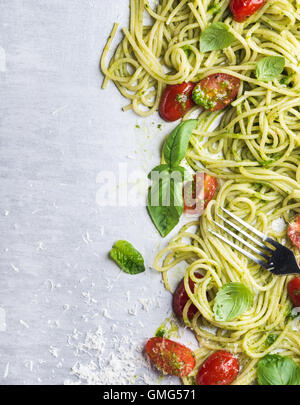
left=209, top=207, right=278, bottom=270
left=209, top=208, right=300, bottom=275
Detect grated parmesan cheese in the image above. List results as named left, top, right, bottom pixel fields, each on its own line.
left=66, top=325, right=157, bottom=385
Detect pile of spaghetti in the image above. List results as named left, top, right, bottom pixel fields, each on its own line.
left=102, top=0, right=300, bottom=385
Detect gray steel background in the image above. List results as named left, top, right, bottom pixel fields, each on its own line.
left=0, top=0, right=198, bottom=385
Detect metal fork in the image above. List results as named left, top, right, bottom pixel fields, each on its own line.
left=209, top=207, right=300, bottom=276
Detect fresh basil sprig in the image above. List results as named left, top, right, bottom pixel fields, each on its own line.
left=256, top=56, right=285, bottom=82
left=147, top=119, right=197, bottom=237
left=213, top=282, right=253, bottom=321
left=110, top=240, right=145, bottom=274
left=258, top=354, right=300, bottom=385
left=200, top=22, right=235, bottom=53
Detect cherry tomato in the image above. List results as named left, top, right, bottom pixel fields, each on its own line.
left=159, top=82, right=195, bottom=122
left=196, top=351, right=240, bottom=385
left=288, top=214, right=300, bottom=250
left=145, top=337, right=196, bottom=377
left=173, top=274, right=203, bottom=320
left=183, top=173, right=218, bottom=214
left=230, top=0, right=266, bottom=22
left=192, top=74, right=240, bottom=111
left=288, top=277, right=300, bottom=307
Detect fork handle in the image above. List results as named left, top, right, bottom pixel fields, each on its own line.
left=269, top=249, right=300, bottom=276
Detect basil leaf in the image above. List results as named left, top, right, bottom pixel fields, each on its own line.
left=147, top=170, right=184, bottom=237
left=174, top=166, right=193, bottom=182
left=213, top=282, right=253, bottom=321
left=147, top=193, right=181, bottom=237
left=286, top=305, right=300, bottom=321
left=163, top=119, right=198, bottom=168
left=110, top=240, right=145, bottom=275
left=256, top=56, right=285, bottom=82
left=279, top=72, right=294, bottom=86
left=258, top=354, right=300, bottom=385
left=200, top=22, right=235, bottom=53
left=259, top=152, right=284, bottom=167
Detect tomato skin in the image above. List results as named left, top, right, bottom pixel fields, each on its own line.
left=287, top=214, right=300, bottom=249
left=145, top=337, right=196, bottom=377
left=196, top=351, right=240, bottom=385
left=173, top=274, right=203, bottom=320
left=203, top=174, right=219, bottom=209
left=183, top=173, right=218, bottom=214
left=288, top=277, right=300, bottom=307
left=192, top=73, right=240, bottom=112
left=230, top=0, right=266, bottom=22
left=159, top=82, right=195, bottom=122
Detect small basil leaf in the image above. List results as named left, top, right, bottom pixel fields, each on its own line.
left=110, top=240, right=145, bottom=275
left=200, top=22, right=235, bottom=53
left=213, top=282, right=253, bottom=321
left=148, top=164, right=170, bottom=179
left=256, top=56, right=285, bottom=82
left=258, top=354, right=300, bottom=385
left=147, top=170, right=184, bottom=237
left=163, top=119, right=198, bottom=168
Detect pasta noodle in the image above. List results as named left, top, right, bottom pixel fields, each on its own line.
left=101, top=0, right=300, bottom=385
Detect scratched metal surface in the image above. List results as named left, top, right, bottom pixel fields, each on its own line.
left=0, top=0, right=197, bottom=385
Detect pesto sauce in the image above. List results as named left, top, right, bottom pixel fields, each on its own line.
left=192, top=86, right=216, bottom=109
left=155, top=317, right=179, bottom=339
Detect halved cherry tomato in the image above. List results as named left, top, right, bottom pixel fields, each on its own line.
left=196, top=351, right=240, bottom=385
left=159, top=82, right=195, bottom=122
left=192, top=74, right=240, bottom=111
left=288, top=214, right=300, bottom=249
left=288, top=277, right=300, bottom=307
left=183, top=173, right=218, bottom=214
left=230, top=0, right=266, bottom=22
left=145, top=337, right=196, bottom=377
left=173, top=274, right=203, bottom=320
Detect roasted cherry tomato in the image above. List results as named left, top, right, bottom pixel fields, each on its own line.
left=159, top=82, right=195, bottom=122
left=145, top=337, right=196, bottom=377
left=230, top=0, right=266, bottom=22
left=173, top=274, right=203, bottom=320
left=288, top=277, right=300, bottom=307
left=192, top=74, right=240, bottom=111
left=183, top=173, right=218, bottom=214
left=288, top=214, right=300, bottom=250
left=196, top=351, right=240, bottom=385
